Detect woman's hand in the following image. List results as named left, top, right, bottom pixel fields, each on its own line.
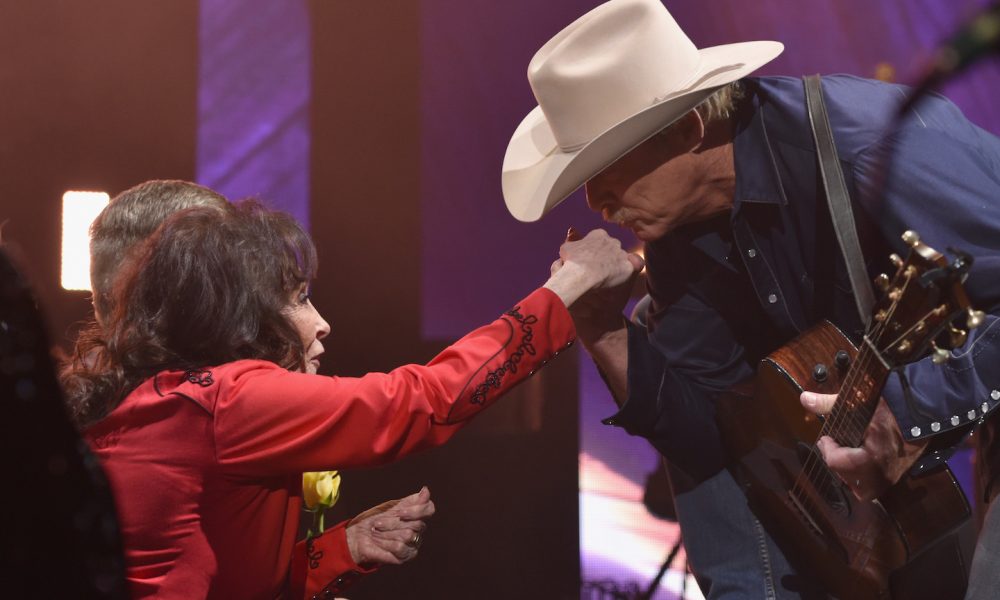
left=543, top=228, right=644, bottom=309
left=344, top=486, right=435, bottom=566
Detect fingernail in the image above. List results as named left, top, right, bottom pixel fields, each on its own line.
left=801, top=392, right=815, bottom=407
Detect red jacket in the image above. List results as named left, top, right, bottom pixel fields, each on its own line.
left=85, top=288, right=574, bottom=599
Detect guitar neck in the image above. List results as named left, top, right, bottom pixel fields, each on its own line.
left=820, top=340, right=891, bottom=448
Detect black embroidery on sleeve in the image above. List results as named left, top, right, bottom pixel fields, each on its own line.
left=306, top=536, right=324, bottom=570
left=468, top=308, right=538, bottom=405
left=183, top=369, right=214, bottom=387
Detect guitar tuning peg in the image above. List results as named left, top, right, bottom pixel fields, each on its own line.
left=901, top=230, right=921, bottom=247
left=889, top=253, right=904, bottom=268
left=930, top=342, right=950, bottom=365
left=968, top=309, right=985, bottom=330
left=874, top=273, right=890, bottom=291
left=950, top=326, right=968, bottom=347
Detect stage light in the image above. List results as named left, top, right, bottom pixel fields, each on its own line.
left=61, top=191, right=109, bottom=291
left=874, top=61, right=896, bottom=82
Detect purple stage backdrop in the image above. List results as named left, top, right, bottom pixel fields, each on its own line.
left=197, top=0, right=311, bottom=226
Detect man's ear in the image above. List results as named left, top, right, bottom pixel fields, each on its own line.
left=675, top=109, right=707, bottom=153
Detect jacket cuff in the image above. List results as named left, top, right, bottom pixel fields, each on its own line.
left=290, top=520, right=377, bottom=600
left=883, top=360, right=1000, bottom=443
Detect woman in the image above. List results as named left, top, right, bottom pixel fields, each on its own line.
left=84, top=180, right=436, bottom=599
left=62, top=200, right=640, bottom=599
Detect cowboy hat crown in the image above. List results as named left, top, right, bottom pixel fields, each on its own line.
left=502, top=0, right=783, bottom=222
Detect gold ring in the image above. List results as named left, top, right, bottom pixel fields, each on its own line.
left=410, top=532, right=422, bottom=547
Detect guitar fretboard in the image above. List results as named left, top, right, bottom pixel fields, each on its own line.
left=821, top=341, right=890, bottom=448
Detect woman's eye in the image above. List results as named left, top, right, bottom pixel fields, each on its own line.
left=299, top=292, right=311, bottom=304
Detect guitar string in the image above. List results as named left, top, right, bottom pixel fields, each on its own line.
left=790, top=260, right=957, bottom=522
left=832, top=300, right=945, bottom=445
left=801, top=275, right=899, bottom=482
left=791, top=325, right=883, bottom=503
left=790, top=267, right=910, bottom=502
left=820, top=266, right=913, bottom=444
left=791, top=313, right=881, bottom=501
left=792, top=263, right=920, bottom=503
left=791, top=339, right=877, bottom=501
left=831, top=269, right=921, bottom=443
left=798, top=301, right=886, bottom=483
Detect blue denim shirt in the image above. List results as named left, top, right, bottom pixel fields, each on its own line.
left=609, top=74, right=1000, bottom=480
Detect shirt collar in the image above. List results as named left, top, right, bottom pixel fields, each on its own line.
left=731, top=93, right=789, bottom=215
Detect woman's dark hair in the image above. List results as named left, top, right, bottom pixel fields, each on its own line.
left=62, top=200, right=318, bottom=429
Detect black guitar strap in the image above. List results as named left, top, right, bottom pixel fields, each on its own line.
left=803, top=74, right=876, bottom=325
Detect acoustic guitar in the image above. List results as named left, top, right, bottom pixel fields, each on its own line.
left=717, top=231, right=984, bottom=600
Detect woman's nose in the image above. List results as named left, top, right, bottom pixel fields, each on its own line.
left=316, top=315, right=331, bottom=340
left=310, top=303, right=331, bottom=340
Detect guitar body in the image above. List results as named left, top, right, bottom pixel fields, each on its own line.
left=718, top=321, right=974, bottom=600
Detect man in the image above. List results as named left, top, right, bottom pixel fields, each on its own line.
left=89, top=180, right=434, bottom=599
left=504, top=0, right=1000, bottom=598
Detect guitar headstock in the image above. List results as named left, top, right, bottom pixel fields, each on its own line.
left=870, top=231, right=984, bottom=368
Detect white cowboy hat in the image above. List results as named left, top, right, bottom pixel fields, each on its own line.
left=501, top=0, right=783, bottom=222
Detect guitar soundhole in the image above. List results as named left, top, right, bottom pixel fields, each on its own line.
left=796, top=442, right=851, bottom=516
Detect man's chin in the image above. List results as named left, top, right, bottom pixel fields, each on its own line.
left=630, top=221, right=673, bottom=242
left=631, top=226, right=657, bottom=242
left=609, top=219, right=663, bottom=242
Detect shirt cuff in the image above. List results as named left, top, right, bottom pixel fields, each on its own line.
left=601, top=319, right=664, bottom=436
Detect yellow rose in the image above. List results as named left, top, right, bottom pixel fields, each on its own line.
left=302, top=470, right=341, bottom=511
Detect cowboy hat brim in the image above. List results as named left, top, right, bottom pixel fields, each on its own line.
left=502, top=40, right=784, bottom=222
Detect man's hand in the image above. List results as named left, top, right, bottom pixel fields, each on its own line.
left=800, top=392, right=928, bottom=501
left=344, top=486, right=434, bottom=566
left=543, top=228, right=644, bottom=309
